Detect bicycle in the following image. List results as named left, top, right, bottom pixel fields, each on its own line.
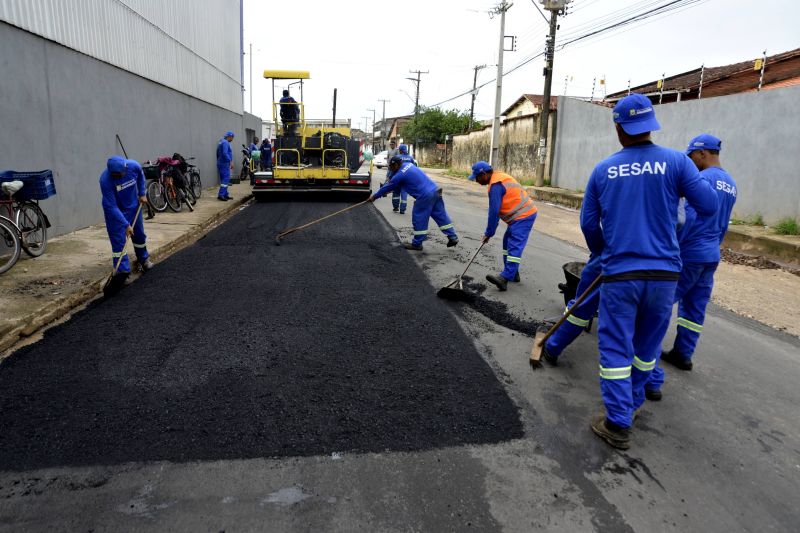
left=145, top=156, right=193, bottom=213
left=0, top=172, right=53, bottom=274
left=0, top=217, right=20, bottom=275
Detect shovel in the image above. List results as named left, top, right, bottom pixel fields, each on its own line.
left=274, top=199, right=371, bottom=245
left=102, top=204, right=143, bottom=298
left=437, top=240, right=487, bottom=302
left=529, top=274, right=602, bottom=368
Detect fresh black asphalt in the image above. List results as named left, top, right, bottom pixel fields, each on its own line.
left=0, top=201, right=522, bottom=471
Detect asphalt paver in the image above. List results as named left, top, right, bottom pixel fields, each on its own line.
left=0, top=201, right=522, bottom=471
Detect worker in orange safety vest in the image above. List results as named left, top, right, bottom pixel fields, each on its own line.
left=469, top=161, right=538, bottom=291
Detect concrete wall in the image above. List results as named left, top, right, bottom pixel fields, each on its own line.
left=450, top=114, right=556, bottom=183
left=0, top=22, right=258, bottom=236
left=552, top=88, right=800, bottom=222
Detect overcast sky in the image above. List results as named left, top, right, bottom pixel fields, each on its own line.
left=242, top=0, right=798, bottom=131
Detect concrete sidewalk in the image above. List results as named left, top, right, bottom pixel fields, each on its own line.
left=0, top=182, right=252, bottom=354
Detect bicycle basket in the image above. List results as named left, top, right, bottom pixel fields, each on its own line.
left=0, top=170, right=56, bottom=200
left=142, top=165, right=160, bottom=181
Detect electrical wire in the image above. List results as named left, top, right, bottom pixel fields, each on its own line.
left=423, top=0, right=708, bottom=108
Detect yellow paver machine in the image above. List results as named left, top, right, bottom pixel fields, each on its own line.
left=252, top=70, right=372, bottom=199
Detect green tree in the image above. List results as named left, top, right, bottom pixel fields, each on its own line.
left=400, top=107, right=471, bottom=144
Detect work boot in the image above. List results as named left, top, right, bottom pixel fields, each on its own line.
left=661, top=349, right=693, bottom=371
left=404, top=242, right=423, bottom=251
left=447, top=236, right=459, bottom=247
left=590, top=412, right=631, bottom=450
left=217, top=196, right=229, bottom=201
left=645, top=389, right=663, bottom=401
left=486, top=274, right=508, bottom=291
left=226, top=195, right=234, bottom=201
left=399, top=210, right=405, bottom=214
left=139, top=258, right=155, bottom=273
left=512, top=271, right=521, bottom=282
left=393, top=207, right=399, bottom=212
left=541, top=343, right=558, bottom=366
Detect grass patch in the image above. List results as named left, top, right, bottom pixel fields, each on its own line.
left=445, top=168, right=470, bottom=179
left=751, top=213, right=765, bottom=226
left=773, top=217, right=800, bottom=235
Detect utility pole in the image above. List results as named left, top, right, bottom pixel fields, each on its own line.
left=367, top=108, right=376, bottom=151
left=378, top=99, right=390, bottom=150
left=407, top=70, right=428, bottom=116
left=489, top=1, right=512, bottom=167
left=469, top=64, right=487, bottom=130
left=534, top=0, right=570, bottom=186
left=362, top=116, right=370, bottom=145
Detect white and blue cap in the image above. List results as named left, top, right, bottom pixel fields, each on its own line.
left=686, top=133, right=722, bottom=154
left=613, top=93, right=661, bottom=135
left=468, top=160, right=492, bottom=181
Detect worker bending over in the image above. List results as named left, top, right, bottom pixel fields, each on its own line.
left=369, top=155, right=459, bottom=250
left=581, top=94, right=717, bottom=449
left=469, top=161, right=537, bottom=291
left=387, top=144, right=414, bottom=214
left=99, top=156, right=153, bottom=291
left=541, top=254, right=602, bottom=365
left=646, top=133, right=737, bottom=400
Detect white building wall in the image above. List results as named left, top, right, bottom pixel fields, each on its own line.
left=0, top=0, right=242, bottom=113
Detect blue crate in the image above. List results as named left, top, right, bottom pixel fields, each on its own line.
left=0, top=170, right=56, bottom=200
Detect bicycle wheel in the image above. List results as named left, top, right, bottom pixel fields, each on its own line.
left=189, top=171, right=202, bottom=199
left=165, top=183, right=182, bottom=212
left=17, top=202, right=47, bottom=257
left=147, top=180, right=168, bottom=212
left=0, top=218, right=21, bottom=275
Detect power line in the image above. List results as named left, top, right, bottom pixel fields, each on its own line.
left=423, top=0, right=706, bottom=109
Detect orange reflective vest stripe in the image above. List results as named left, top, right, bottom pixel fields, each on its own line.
left=489, top=172, right=537, bottom=223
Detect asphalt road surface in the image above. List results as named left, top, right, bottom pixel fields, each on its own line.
left=1, top=172, right=799, bottom=532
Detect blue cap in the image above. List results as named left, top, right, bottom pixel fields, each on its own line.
left=613, top=94, right=660, bottom=135
left=107, top=156, right=126, bottom=174
left=399, top=144, right=408, bottom=154
left=686, top=133, right=722, bottom=154
left=224, top=130, right=235, bottom=138
left=468, top=161, right=492, bottom=181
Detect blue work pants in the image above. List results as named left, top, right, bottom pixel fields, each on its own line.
left=392, top=188, right=408, bottom=212
left=500, top=214, right=536, bottom=281
left=598, top=280, right=677, bottom=428
left=107, top=207, right=148, bottom=274
left=411, top=190, right=456, bottom=246
left=218, top=165, right=231, bottom=198
left=648, top=262, right=718, bottom=391
left=546, top=256, right=602, bottom=357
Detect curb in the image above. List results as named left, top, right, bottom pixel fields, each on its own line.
left=525, top=186, right=800, bottom=265
left=0, top=193, right=253, bottom=356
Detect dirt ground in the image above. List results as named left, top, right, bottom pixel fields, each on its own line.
left=434, top=172, right=800, bottom=338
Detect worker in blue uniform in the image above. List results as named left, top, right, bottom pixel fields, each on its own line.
left=646, top=134, right=738, bottom=400
left=388, top=144, right=414, bottom=214
left=581, top=94, right=718, bottom=449
left=279, top=90, right=300, bottom=136
left=260, top=138, right=272, bottom=171
left=541, top=253, right=602, bottom=365
left=216, top=131, right=234, bottom=201
left=468, top=161, right=537, bottom=291
left=99, top=156, right=153, bottom=289
left=369, top=155, right=459, bottom=250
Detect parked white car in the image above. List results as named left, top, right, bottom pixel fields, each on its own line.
left=373, top=150, right=388, bottom=169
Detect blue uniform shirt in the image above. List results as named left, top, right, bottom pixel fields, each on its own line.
left=216, top=138, right=232, bottom=168
left=678, top=166, right=737, bottom=263
left=374, top=162, right=438, bottom=200
left=385, top=154, right=416, bottom=180
left=99, top=159, right=146, bottom=230
left=581, top=142, right=718, bottom=276
left=485, top=182, right=506, bottom=238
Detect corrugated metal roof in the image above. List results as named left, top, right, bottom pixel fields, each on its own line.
left=607, top=47, right=800, bottom=100
left=0, top=0, right=242, bottom=113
